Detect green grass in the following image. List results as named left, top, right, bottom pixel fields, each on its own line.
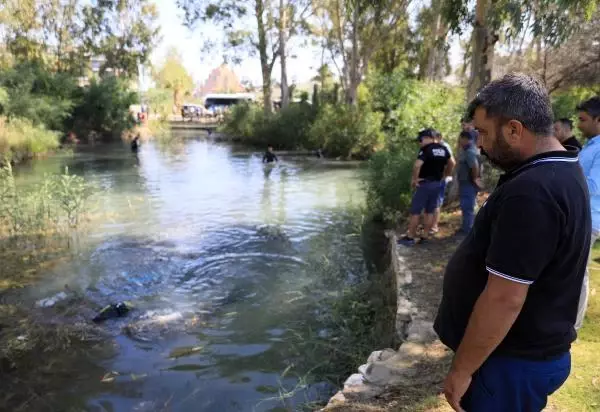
left=549, top=241, right=600, bottom=411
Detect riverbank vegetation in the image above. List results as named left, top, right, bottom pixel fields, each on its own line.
left=0, top=0, right=160, bottom=163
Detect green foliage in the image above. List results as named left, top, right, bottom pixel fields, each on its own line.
left=145, top=87, right=173, bottom=119
left=221, top=102, right=265, bottom=140
left=367, top=71, right=465, bottom=148
left=70, top=76, right=139, bottom=141
left=364, top=148, right=415, bottom=224
left=309, top=104, right=385, bottom=159
left=0, top=62, right=78, bottom=131
left=257, top=103, right=316, bottom=149
left=0, top=117, right=60, bottom=163
left=154, top=48, right=194, bottom=107
left=552, top=86, right=599, bottom=120
left=222, top=102, right=316, bottom=150
left=0, top=163, right=94, bottom=236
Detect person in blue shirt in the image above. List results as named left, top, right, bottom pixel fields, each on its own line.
left=575, top=96, right=600, bottom=329
left=456, top=130, right=482, bottom=235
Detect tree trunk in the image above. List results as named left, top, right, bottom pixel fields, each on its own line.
left=346, top=3, right=360, bottom=105
left=425, top=0, right=442, bottom=80
left=279, top=0, right=289, bottom=108
left=256, top=0, right=272, bottom=115
left=467, top=0, right=495, bottom=101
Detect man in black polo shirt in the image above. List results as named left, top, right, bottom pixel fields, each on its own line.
left=399, top=128, right=454, bottom=246
left=554, top=118, right=582, bottom=150
left=434, top=74, right=591, bottom=411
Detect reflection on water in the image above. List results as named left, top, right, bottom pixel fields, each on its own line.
left=16, top=137, right=369, bottom=411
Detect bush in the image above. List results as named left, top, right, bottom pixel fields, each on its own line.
left=0, top=117, right=59, bottom=163
left=221, top=102, right=265, bottom=140
left=222, top=102, right=315, bottom=150
left=367, top=70, right=465, bottom=149
left=309, top=104, right=385, bottom=159
left=364, top=147, right=415, bottom=224
left=256, top=103, right=316, bottom=149
left=0, top=61, right=77, bottom=131
left=70, top=76, right=139, bottom=142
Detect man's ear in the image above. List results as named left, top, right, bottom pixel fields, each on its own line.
left=506, top=119, right=524, bottom=143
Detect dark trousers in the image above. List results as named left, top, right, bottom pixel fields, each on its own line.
left=461, top=352, right=571, bottom=412
left=459, top=182, right=478, bottom=233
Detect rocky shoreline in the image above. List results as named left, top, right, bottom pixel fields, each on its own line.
left=322, top=231, right=451, bottom=410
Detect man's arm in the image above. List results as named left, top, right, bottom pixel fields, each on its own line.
left=411, top=159, right=424, bottom=189
left=444, top=275, right=528, bottom=410
left=469, top=154, right=482, bottom=189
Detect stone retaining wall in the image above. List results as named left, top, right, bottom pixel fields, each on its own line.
left=322, top=231, right=438, bottom=409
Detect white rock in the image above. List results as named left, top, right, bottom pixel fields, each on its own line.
left=36, top=291, right=68, bottom=308
left=344, top=373, right=365, bottom=386
left=360, top=342, right=427, bottom=386
left=367, top=348, right=396, bottom=364
left=342, top=380, right=384, bottom=401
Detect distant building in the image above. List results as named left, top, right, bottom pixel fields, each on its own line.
left=196, top=64, right=244, bottom=97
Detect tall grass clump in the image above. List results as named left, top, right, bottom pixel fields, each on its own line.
left=0, top=117, right=60, bottom=164
left=0, top=163, right=94, bottom=238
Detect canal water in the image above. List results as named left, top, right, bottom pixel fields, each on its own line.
left=10, top=137, right=389, bottom=412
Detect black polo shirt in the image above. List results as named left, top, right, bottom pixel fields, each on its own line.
left=434, top=150, right=591, bottom=360
left=562, top=136, right=582, bottom=151
left=418, top=143, right=451, bottom=181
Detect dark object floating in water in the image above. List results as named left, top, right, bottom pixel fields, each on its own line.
left=93, top=302, right=131, bottom=323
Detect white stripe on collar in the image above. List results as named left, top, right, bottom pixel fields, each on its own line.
left=512, top=156, right=579, bottom=174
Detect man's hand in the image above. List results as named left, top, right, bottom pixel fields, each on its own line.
left=474, top=177, right=483, bottom=191
left=411, top=178, right=422, bottom=190
left=444, top=368, right=472, bottom=411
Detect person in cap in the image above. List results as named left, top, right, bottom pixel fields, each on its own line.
left=431, top=131, right=456, bottom=234
left=399, top=128, right=455, bottom=246
left=456, top=129, right=481, bottom=235
left=435, top=74, right=590, bottom=412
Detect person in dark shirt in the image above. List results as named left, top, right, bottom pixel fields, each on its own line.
left=262, top=145, right=278, bottom=163
left=399, top=128, right=455, bottom=246
left=130, top=135, right=140, bottom=152
left=435, top=74, right=590, bottom=412
left=554, top=118, right=582, bottom=150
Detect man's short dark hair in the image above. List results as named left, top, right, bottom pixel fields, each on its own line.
left=467, top=73, right=554, bottom=136
left=576, top=97, right=600, bottom=119
left=557, top=118, right=573, bottom=129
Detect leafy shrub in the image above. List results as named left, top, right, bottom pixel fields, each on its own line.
left=222, top=102, right=315, bottom=150
left=0, top=163, right=94, bottom=236
left=221, top=102, right=265, bottom=140
left=368, top=70, right=465, bottom=149
left=0, top=61, right=77, bottom=131
left=70, top=76, right=139, bottom=141
left=0, top=117, right=59, bottom=163
left=364, top=147, right=415, bottom=224
left=309, top=104, right=385, bottom=159
left=256, top=103, right=316, bottom=149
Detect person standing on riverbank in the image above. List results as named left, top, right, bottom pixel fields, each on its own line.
left=435, top=74, right=590, bottom=412
left=431, top=131, right=455, bottom=235
left=456, top=130, right=481, bottom=235
left=554, top=118, right=582, bottom=150
left=575, top=96, right=600, bottom=330
left=262, top=145, right=278, bottom=163
left=399, top=128, right=454, bottom=246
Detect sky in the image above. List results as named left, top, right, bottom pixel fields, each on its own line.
left=150, top=0, right=465, bottom=88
